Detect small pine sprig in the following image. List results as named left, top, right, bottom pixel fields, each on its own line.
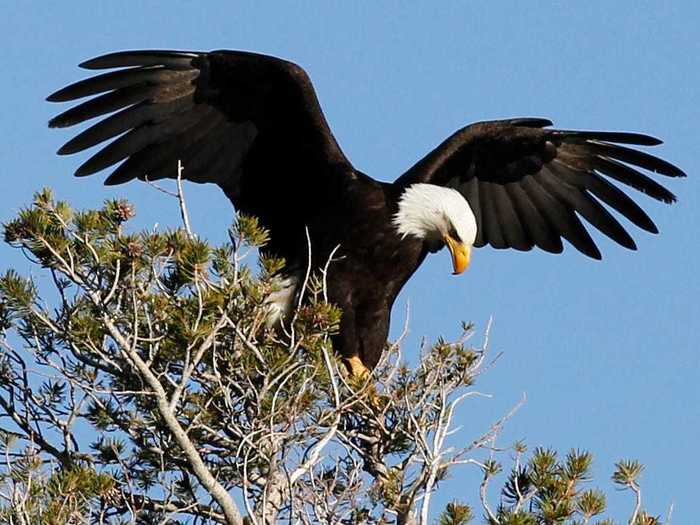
left=612, top=460, right=644, bottom=486
left=576, top=489, right=607, bottom=520
left=231, top=214, right=270, bottom=248
left=439, top=500, right=473, bottom=525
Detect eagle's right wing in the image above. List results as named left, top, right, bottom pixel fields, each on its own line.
left=48, top=49, right=349, bottom=194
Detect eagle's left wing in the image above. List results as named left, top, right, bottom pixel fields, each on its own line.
left=395, top=118, right=685, bottom=259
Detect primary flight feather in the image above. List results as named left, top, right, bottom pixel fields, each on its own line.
left=48, top=49, right=685, bottom=375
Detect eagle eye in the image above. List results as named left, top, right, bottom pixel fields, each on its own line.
left=448, top=225, right=462, bottom=242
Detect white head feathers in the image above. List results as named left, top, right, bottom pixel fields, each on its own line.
left=393, top=183, right=477, bottom=245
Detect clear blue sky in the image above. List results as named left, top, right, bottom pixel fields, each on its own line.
left=2, top=2, right=698, bottom=521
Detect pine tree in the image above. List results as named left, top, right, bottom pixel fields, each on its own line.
left=0, top=189, right=665, bottom=524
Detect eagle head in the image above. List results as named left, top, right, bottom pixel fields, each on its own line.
left=393, top=183, right=477, bottom=274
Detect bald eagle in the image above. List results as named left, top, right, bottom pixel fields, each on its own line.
left=47, top=50, right=684, bottom=376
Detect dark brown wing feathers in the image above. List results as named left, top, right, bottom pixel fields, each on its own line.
left=47, top=49, right=347, bottom=196
left=399, top=118, right=684, bottom=259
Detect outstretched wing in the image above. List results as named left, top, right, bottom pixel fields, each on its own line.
left=47, top=49, right=348, bottom=196
left=396, top=118, right=685, bottom=259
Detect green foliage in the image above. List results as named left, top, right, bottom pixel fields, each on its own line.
left=439, top=501, right=473, bottom=525
left=231, top=214, right=270, bottom=248
left=0, top=270, right=37, bottom=321
left=613, top=460, right=644, bottom=486
left=0, top=458, right=115, bottom=525
left=490, top=448, right=662, bottom=525
left=576, top=489, right=607, bottom=518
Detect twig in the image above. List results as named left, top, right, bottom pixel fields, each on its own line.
left=177, top=160, right=193, bottom=237
left=629, top=480, right=642, bottom=525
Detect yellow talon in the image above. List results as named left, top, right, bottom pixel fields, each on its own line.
left=345, top=355, right=370, bottom=379
left=344, top=356, right=382, bottom=408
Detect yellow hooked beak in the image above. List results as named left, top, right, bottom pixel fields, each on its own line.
left=444, top=234, right=471, bottom=275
